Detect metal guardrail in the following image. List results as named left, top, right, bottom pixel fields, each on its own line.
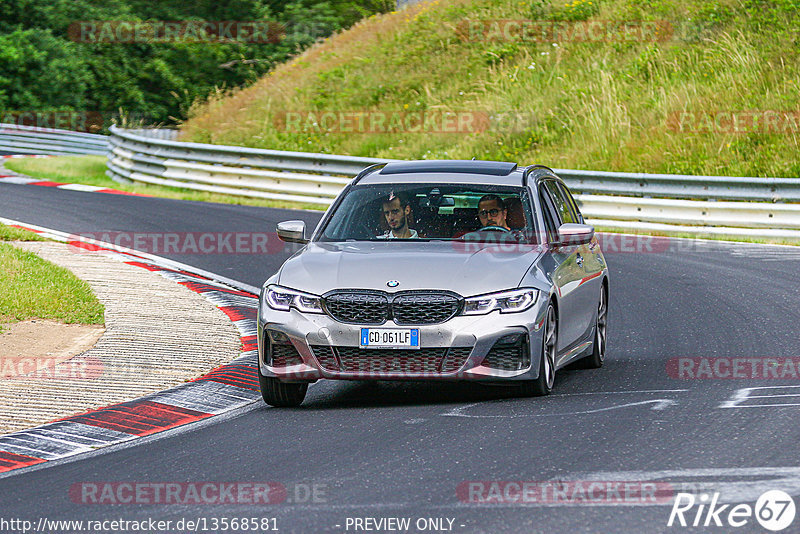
left=107, top=126, right=383, bottom=205
left=0, top=124, right=109, bottom=156
left=106, top=126, right=800, bottom=238
left=556, top=169, right=800, bottom=203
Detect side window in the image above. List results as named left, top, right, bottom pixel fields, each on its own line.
left=538, top=185, right=560, bottom=243
left=557, top=182, right=584, bottom=224
left=544, top=180, right=576, bottom=224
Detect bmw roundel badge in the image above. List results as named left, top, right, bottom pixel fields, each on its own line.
left=387, top=280, right=400, bottom=288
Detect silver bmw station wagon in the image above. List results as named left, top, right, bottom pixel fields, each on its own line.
left=257, top=160, right=609, bottom=406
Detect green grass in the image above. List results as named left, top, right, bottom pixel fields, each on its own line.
left=0, top=225, right=105, bottom=331
left=0, top=225, right=45, bottom=242
left=179, top=0, right=800, bottom=179
left=4, top=156, right=327, bottom=211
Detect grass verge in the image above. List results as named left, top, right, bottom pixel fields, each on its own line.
left=0, top=224, right=105, bottom=333
left=180, top=0, right=800, bottom=179
left=3, top=156, right=327, bottom=211
left=0, top=224, right=45, bottom=242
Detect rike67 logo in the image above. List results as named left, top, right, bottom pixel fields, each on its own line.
left=668, top=490, right=796, bottom=531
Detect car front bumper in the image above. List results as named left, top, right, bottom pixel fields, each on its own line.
left=257, top=295, right=549, bottom=382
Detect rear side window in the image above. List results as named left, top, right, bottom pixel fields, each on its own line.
left=543, top=180, right=577, bottom=224
left=557, top=182, right=584, bottom=224
left=538, top=185, right=560, bottom=243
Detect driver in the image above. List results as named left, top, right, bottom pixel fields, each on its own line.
left=477, top=194, right=510, bottom=230
left=378, top=192, right=418, bottom=239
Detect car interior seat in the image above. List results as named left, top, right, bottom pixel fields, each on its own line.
left=504, top=197, right=526, bottom=230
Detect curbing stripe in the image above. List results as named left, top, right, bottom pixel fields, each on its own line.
left=0, top=218, right=264, bottom=475
left=122, top=260, right=162, bottom=271
left=0, top=452, right=46, bottom=471
left=241, top=336, right=259, bottom=353
left=146, top=381, right=260, bottom=414
left=196, top=364, right=261, bottom=392
left=232, top=319, right=259, bottom=338
left=0, top=176, right=37, bottom=185
left=0, top=154, right=145, bottom=196
left=29, top=181, right=66, bottom=187
left=15, top=422, right=137, bottom=447
left=179, top=281, right=256, bottom=298
left=218, top=305, right=258, bottom=323
left=203, top=291, right=259, bottom=308
left=0, top=423, right=137, bottom=463
left=57, top=184, right=105, bottom=192
left=0, top=434, right=95, bottom=460
left=67, top=401, right=211, bottom=437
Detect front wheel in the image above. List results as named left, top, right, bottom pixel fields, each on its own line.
left=582, top=285, right=607, bottom=369
left=258, top=366, right=307, bottom=407
left=519, top=303, right=557, bottom=397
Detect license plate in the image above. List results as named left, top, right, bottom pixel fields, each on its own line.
left=360, top=328, right=419, bottom=349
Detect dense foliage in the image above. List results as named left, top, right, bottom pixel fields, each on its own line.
left=0, top=0, right=392, bottom=128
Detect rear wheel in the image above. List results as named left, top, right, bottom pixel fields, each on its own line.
left=519, top=303, right=557, bottom=396
left=582, top=285, right=607, bottom=369
left=258, top=365, right=307, bottom=407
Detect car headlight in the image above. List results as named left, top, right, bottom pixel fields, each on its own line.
left=462, top=288, right=538, bottom=315
left=265, top=285, right=323, bottom=313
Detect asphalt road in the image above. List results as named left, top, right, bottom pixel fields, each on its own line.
left=2, top=182, right=800, bottom=534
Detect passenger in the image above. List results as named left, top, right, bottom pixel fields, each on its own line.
left=477, top=194, right=510, bottom=230
left=378, top=192, right=418, bottom=239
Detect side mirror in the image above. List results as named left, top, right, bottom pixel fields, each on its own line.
left=277, top=220, right=308, bottom=244
left=557, top=223, right=594, bottom=246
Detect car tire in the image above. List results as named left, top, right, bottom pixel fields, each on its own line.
left=519, top=302, right=557, bottom=397
left=581, top=285, right=607, bottom=369
left=258, top=365, right=308, bottom=407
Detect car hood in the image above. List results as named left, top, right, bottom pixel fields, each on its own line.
left=276, top=241, right=541, bottom=296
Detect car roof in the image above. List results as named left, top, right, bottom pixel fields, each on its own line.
left=355, top=160, right=559, bottom=187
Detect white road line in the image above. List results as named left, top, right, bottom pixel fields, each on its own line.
left=551, top=389, right=688, bottom=397
left=442, top=399, right=678, bottom=418
left=720, top=385, right=800, bottom=408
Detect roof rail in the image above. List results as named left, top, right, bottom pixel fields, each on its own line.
left=522, top=164, right=556, bottom=187
left=351, top=163, right=387, bottom=185
left=380, top=160, right=518, bottom=176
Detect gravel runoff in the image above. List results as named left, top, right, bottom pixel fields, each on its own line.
left=0, top=241, right=243, bottom=434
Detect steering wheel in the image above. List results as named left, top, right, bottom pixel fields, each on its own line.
left=478, top=225, right=511, bottom=233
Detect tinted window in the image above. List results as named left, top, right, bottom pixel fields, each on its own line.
left=557, top=182, right=584, bottom=224
left=317, top=183, right=539, bottom=242
left=538, top=185, right=560, bottom=243
left=543, top=180, right=576, bottom=224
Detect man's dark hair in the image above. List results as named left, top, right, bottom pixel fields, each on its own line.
left=384, top=191, right=410, bottom=208
left=478, top=194, right=505, bottom=209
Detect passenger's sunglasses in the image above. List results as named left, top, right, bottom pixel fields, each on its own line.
left=478, top=208, right=503, bottom=217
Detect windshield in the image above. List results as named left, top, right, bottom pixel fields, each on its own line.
left=316, top=183, right=538, bottom=243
